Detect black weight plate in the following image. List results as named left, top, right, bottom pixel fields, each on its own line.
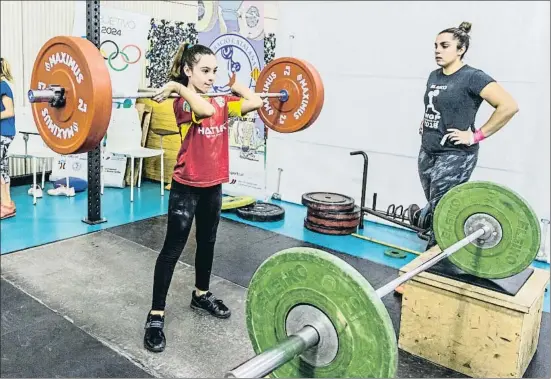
left=307, top=205, right=361, bottom=221
left=304, top=218, right=357, bottom=235
left=306, top=213, right=360, bottom=229
left=407, top=204, right=420, bottom=226
left=302, top=192, right=355, bottom=212
left=236, top=202, right=285, bottom=222
left=417, top=205, right=432, bottom=230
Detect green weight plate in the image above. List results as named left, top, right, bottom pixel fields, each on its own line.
left=434, top=181, right=541, bottom=279
left=246, top=247, right=398, bottom=378
left=221, top=196, right=256, bottom=211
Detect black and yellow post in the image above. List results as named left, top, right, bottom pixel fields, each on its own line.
left=82, top=0, right=107, bottom=225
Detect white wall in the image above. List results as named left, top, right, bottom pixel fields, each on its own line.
left=264, top=1, right=278, bottom=35
left=266, top=1, right=550, bottom=225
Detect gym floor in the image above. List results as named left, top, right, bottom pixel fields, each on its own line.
left=1, top=181, right=549, bottom=378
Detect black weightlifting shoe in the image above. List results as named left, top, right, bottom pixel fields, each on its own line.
left=190, top=291, right=231, bottom=319
left=143, top=312, right=166, bottom=353
left=426, top=231, right=437, bottom=250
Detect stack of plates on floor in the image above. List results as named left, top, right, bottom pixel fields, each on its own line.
left=302, top=192, right=360, bottom=235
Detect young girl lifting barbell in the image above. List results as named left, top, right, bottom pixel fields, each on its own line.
left=143, top=42, right=263, bottom=353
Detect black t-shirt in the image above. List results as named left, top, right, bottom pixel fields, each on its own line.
left=421, top=65, right=495, bottom=154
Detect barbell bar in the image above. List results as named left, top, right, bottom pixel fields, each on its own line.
left=225, top=326, right=320, bottom=378
left=28, top=36, right=325, bottom=155
left=225, top=225, right=490, bottom=378
left=136, top=89, right=287, bottom=99
left=28, top=87, right=288, bottom=104
left=375, top=224, right=488, bottom=298
left=225, top=181, right=541, bottom=378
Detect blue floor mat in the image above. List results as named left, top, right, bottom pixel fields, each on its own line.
left=222, top=198, right=427, bottom=269
left=1, top=182, right=169, bottom=254
left=2, top=183, right=548, bottom=312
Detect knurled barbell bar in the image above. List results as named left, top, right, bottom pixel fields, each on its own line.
left=27, top=36, right=325, bottom=155
left=28, top=87, right=288, bottom=103
left=225, top=181, right=541, bottom=378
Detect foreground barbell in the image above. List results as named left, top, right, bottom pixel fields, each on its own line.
left=28, top=36, right=324, bottom=155
left=225, top=181, right=540, bottom=378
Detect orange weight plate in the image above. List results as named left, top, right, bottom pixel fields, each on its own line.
left=298, top=58, right=324, bottom=132
left=30, top=36, right=112, bottom=154
left=255, top=57, right=324, bottom=133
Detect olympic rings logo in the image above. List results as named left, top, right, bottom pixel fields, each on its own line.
left=99, top=40, right=142, bottom=72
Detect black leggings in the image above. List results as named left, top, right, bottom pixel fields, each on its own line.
left=151, top=180, right=222, bottom=311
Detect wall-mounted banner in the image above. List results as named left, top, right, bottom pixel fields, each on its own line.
left=198, top=1, right=267, bottom=199
left=72, top=1, right=150, bottom=106
left=145, top=19, right=199, bottom=89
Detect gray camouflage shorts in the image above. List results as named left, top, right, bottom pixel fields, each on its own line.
left=1, top=135, right=15, bottom=184
left=417, top=148, right=478, bottom=247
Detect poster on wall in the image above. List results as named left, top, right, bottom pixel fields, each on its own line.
left=50, top=2, right=151, bottom=186
left=145, top=20, right=199, bottom=89
left=197, top=1, right=267, bottom=198
left=72, top=1, right=150, bottom=105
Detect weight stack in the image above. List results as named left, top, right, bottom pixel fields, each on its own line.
left=301, top=192, right=360, bottom=235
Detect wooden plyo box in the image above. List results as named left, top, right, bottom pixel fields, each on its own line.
left=398, top=248, right=549, bottom=378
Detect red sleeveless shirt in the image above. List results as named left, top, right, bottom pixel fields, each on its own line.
left=172, top=95, right=242, bottom=187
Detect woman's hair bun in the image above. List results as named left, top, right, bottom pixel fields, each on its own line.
left=458, top=21, right=472, bottom=34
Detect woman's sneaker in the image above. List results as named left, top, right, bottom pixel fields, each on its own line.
left=27, top=184, right=43, bottom=198
left=190, top=291, right=231, bottom=319
left=143, top=312, right=166, bottom=353
left=47, top=186, right=75, bottom=197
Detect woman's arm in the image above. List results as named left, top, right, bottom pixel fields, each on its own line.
left=230, top=81, right=264, bottom=115
left=171, top=82, right=215, bottom=119
left=1, top=95, right=14, bottom=120
left=444, top=82, right=519, bottom=146
left=153, top=81, right=215, bottom=119
left=477, top=82, right=519, bottom=138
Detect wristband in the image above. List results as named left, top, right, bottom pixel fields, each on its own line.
left=473, top=129, right=486, bottom=144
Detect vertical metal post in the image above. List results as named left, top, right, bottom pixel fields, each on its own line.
left=350, top=151, right=368, bottom=229
left=82, top=0, right=107, bottom=225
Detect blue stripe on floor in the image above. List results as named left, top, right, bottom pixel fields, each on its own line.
left=1, top=182, right=548, bottom=312
left=222, top=198, right=426, bottom=269
left=0, top=182, right=169, bottom=254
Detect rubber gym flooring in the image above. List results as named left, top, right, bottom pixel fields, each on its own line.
left=1, top=181, right=550, bottom=378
